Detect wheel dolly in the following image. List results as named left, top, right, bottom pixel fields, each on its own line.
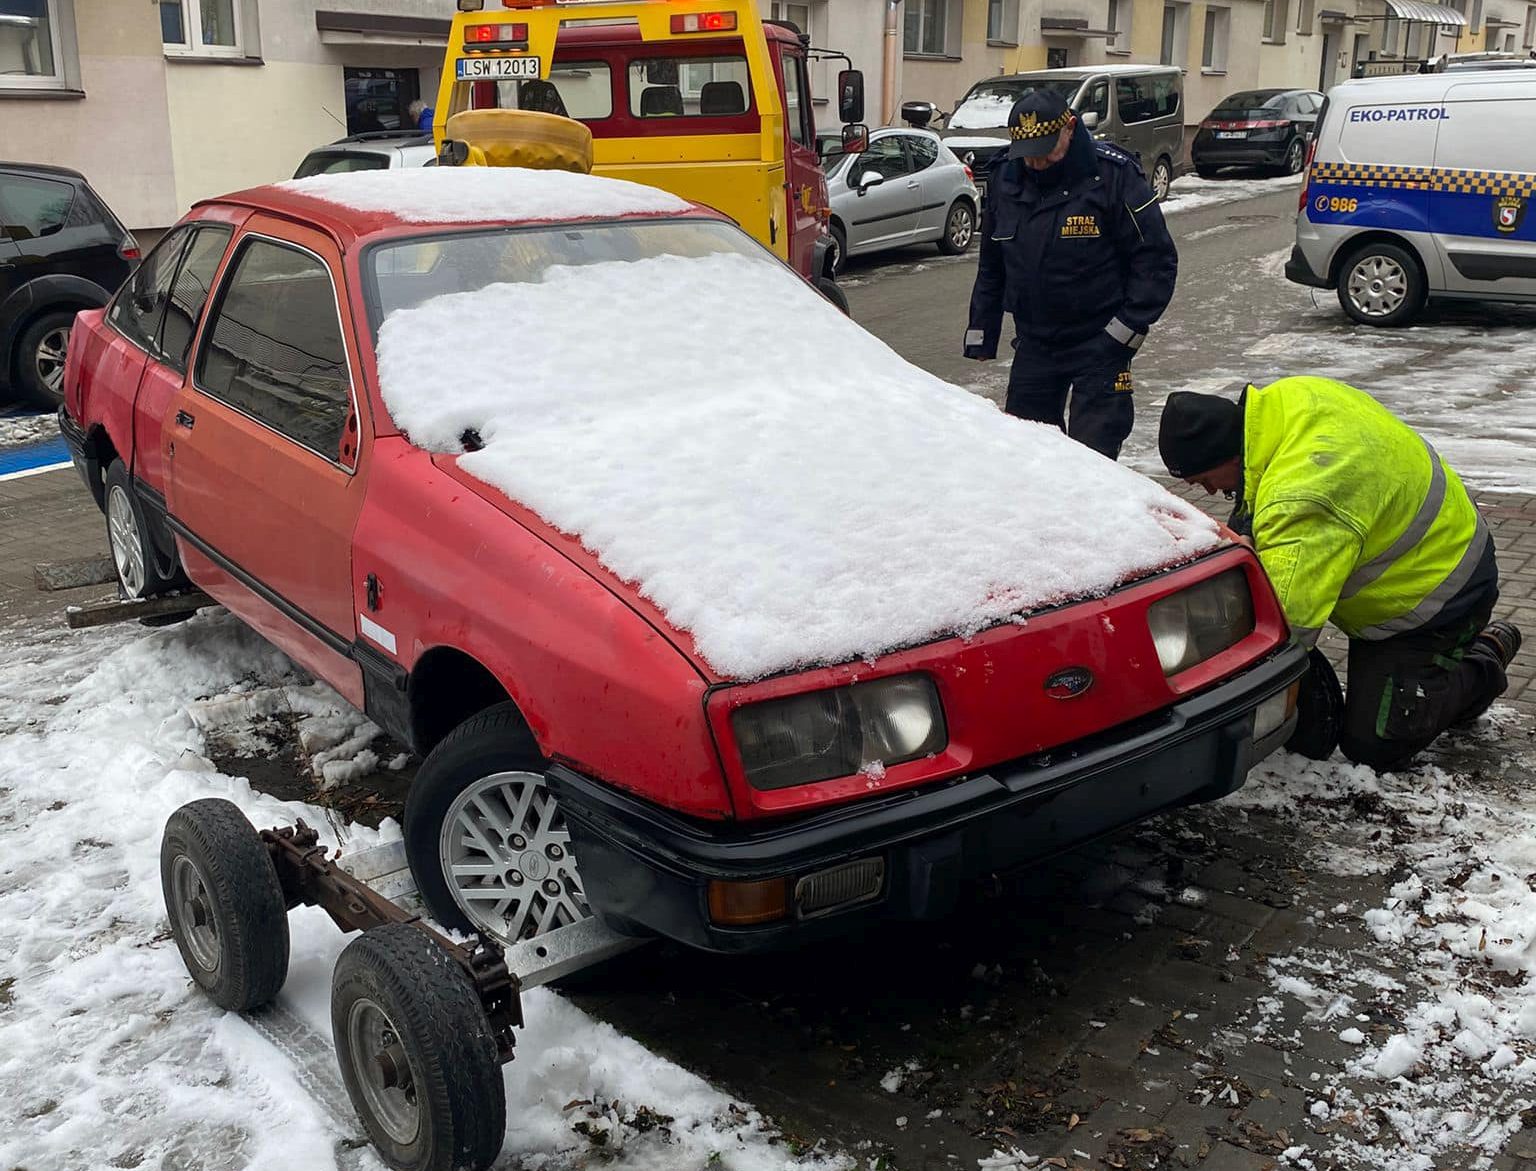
left=160, top=798, right=647, bottom=1171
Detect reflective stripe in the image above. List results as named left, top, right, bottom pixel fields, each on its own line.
left=965, top=329, right=985, bottom=346
left=1130, top=196, right=1158, bottom=214
left=1105, top=317, right=1145, bottom=350
left=1339, top=438, right=1446, bottom=602
left=1355, top=519, right=1491, bottom=639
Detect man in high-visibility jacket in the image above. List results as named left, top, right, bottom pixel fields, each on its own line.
left=1158, top=376, right=1521, bottom=771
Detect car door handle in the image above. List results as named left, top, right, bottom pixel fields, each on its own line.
left=906, top=180, right=920, bottom=188
left=175, top=410, right=195, bottom=429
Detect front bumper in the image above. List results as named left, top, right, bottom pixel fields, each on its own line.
left=553, top=641, right=1308, bottom=953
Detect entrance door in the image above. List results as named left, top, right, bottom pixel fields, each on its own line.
left=167, top=217, right=368, bottom=703
left=1319, top=31, right=1338, bottom=91
left=344, top=66, right=422, bottom=135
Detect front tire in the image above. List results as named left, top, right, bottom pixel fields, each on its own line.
left=1337, top=241, right=1425, bottom=327
left=828, top=221, right=848, bottom=275
left=1150, top=156, right=1173, bottom=202
left=937, top=200, right=975, bottom=256
left=160, top=798, right=290, bottom=1012
left=403, top=703, right=591, bottom=945
left=15, top=310, right=76, bottom=409
left=332, top=924, right=505, bottom=1171
left=816, top=276, right=850, bottom=315
left=104, top=459, right=187, bottom=599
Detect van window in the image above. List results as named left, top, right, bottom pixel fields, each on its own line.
left=1115, top=74, right=1179, bottom=124
left=1436, top=93, right=1536, bottom=173
left=1080, top=81, right=1109, bottom=122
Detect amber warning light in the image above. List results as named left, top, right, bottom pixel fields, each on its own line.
left=670, top=11, right=738, bottom=32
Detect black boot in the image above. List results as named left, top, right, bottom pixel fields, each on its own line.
left=1452, top=621, right=1521, bottom=727
left=1474, top=620, right=1522, bottom=669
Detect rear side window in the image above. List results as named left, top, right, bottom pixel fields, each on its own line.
left=0, top=175, right=74, bottom=241
left=158, top=225, right=233, bottom=370
left=196, top=238, right=352, bottom=461
left=109, top=227, right=193, bottom=354
left=294, top=152, right=391, bottom=179
left=628, top=55, right=752, bottom=117
left=1117, top=75, right=1180, bottom=124
left=907, top=134, right=940, bottom=170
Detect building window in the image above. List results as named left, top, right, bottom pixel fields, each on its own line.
left=1469, top=0, right=1483, bottom=30
left=344, top=67, right=421, bottom=135
left=904, top=0, right=950, bottom=55
left=1202, top=5, right=1230, bottom=68
left=1262, top=0, right=1289, bottom=41
left=988, top=0, right=1020, bottom=42
left=160, top=0, right=244, bottom=57
left=1381, top=15, right=1401, bottom=53
left=1296, top=0, right=1316, bottom=33
left=1405, top=22, right=1426, bottom=56
left=0, top=0, right=65, bottom=88
left=1159, top=2, right=1189, bottom=65
left=1525, top=5, right=1535, bottom=47
left=1107, top=0, right=1133, bottom=48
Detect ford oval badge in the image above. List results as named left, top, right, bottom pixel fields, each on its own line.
left=1044, top=666, right=1094, bottom=699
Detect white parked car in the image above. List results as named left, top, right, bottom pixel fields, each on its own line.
left=292, top=131, right=436, bottom=179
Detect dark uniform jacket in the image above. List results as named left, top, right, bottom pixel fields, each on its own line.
left=965, top=125, right=1178, bottom=358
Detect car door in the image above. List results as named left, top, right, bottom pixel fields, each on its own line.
left=845, top=134, right=921, bottom=253
left=167, top=217, right=369, bottom=705
left=904, top=134, right=950, bottom=237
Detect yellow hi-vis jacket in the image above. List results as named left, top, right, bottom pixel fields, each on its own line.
left=1243, top=376, right=1490, bottom=647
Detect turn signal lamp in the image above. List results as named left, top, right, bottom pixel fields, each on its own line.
left=707, top=877, right=790, bottom=925
left=671, top=11, right=738, bottom=32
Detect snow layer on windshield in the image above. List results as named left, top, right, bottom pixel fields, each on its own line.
left=279, top=165, right=689, bottom=223
left=375, top=251, right=1220, bottom=679
left=947, top=91, right=1018, bottom=130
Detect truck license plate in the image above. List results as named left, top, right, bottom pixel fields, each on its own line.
left=456, top=56, right=540, bottom=81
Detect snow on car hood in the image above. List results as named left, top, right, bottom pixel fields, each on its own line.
left=375, top=251, right=1220, bottom=679
left=279, top=165, right=689, bottom=223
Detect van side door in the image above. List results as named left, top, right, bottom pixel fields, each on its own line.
left=1428, top=81, right=1536, bottom=299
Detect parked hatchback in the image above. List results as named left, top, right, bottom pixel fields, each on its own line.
left=935, top=65, right=1184, bottom=201
left=62, top=166, right=1304, bottom=959
left=1, top=162, right=137, bottom=407
left=292, top=131, right=436, bottom=179
left=820, top=128, right=979, bottom=270
left=1191, top=89, right=1323, bottom=177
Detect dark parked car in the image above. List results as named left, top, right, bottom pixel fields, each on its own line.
left=1191, top=89, right=1323, bottom=178
left=0, top=162, right=137, bottom=407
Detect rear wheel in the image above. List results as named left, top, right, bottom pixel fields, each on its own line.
left=1337, top=241, right=1425, bottom=327
left=1279, top=136, right=1306, bottom=176
left=15, top=310, right=75, bottom=408
left=937, top=200, right=975, bottom=255
left=1150, top=156, right=1173, bottom=202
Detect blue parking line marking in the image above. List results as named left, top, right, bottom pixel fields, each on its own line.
left=0, top=436, right=71, bottom=480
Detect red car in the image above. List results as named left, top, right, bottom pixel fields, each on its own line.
left=61, top=167, right=1306, bottom=954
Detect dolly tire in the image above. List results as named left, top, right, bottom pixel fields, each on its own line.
left=160, top=798, right=290, bottom=1011
left=816, top=276, right=851, bottom=315
left=331, top=924, right=505, bottom=1171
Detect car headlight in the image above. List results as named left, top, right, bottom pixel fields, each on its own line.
left=1146, top=568, right=1255, bottom=676
left=731, top=674, right=947, bottom=791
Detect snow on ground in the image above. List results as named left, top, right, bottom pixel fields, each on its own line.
left=1162, top=171, right=1304, bottom=216
left=0, top=410, right=59, bottom=449
left=0, top=613, right=848, bottom=1171
left=1217, top=711, right=1536, bottom=1170
left=376, top=249, right=1220, bottom=679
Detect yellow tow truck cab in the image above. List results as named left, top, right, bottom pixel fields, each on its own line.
left=434, top=0, right=866, bottom=289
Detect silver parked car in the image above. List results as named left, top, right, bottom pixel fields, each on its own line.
left=818, top=128, right=980, bottom=272
left=292, top=131, right=437, bottom=179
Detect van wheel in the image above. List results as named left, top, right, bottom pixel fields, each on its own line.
left=1150, top=156, right=1173, bottom=202
left=16, top=310, right=75, bottom=408
left=828, top=222, right=848, bottom=275
left=1280, top=136, right=1306, bottom=176
left=1337, top=242, right=1425, bottom=327
left=104, top=459, right=189, bottom=599
left=937, top=200, right=975, bottom=255
left=403, top=703, right=592, bottom=946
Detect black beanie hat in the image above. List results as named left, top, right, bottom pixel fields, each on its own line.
left=1159, top=392, right=1244, bottom=478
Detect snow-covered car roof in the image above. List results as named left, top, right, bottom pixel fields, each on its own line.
left=373, top=229, right=1221, bottom=680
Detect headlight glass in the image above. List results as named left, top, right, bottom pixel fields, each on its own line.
left=1146, top=569, right=1255, bottom=676
left=732, top=673, right=947, bottom=791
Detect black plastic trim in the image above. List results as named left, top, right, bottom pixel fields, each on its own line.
left=1447, top=251, right=1536, bottom=281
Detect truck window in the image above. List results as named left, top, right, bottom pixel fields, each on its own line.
left=783, top=54, right=814, bottom=146
left=196, top=239, right=352, bottom=462
left=484, top=64, right=613, bottom=120
left=629, top=55, right=752, bottom=117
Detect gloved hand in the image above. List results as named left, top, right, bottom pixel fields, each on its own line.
left=964, top=328, right=997, bottom=361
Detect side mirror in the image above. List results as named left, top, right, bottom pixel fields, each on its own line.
left=856, top=169, right=885, bottom=195
left=900, top=100, right=936, bottom=129
left=1080, top=110, right=1101, bottom=129
left=841, top=123, right=869, bottom=154
left=837, top=69, right=865, bottom=124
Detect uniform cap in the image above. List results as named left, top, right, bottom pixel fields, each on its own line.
left=1158, top=391, right=1245, bottom=478
left=1006, top=90, right=1075, bottom=159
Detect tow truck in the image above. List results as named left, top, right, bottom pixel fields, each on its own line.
left=434, top=0, right=867, bottom=305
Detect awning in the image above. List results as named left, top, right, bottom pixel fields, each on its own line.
left=1381, top=0, right=1468, bottom=26
left=1041, top=16, right=1118, bottom=38
left=315, top=10, right=451, bottom=47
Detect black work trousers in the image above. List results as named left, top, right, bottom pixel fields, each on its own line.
left=1338, top=593, right=1506, bottom=772
left=1004, top=332, right=1135, bottom=461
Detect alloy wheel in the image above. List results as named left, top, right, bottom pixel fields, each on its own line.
left=106, top=484, right=147, bottom=597
left=438, top=770, right=589, bottom=944
left=1284, top=138, right=1305, bottom=175
left=947, top=205, right=974, bottom=250
left=34, top=324, right=70, bottom=395
left=1345, top=255, right=1408, bottom=318
left=1151, top=159, right=1172, bottom=201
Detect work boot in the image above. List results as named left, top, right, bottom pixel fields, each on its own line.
left=1473, top=620, right=1522, bottom=669
left=1452, top=621, right=1520, bottom=727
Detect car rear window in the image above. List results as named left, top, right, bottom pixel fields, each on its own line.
left=1215, top=90, right=1287, bottom=115
left=294, top=152, right=392, bottom=179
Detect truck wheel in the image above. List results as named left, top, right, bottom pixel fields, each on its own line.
left=15, top=310, right=75, bottom=408
left=937, top=200, right=975, bottom=255
left=1150, top=156, right=1173, bottom=202
left=104, top=459, right=188, bottom=600
left=829, top=222, right=847, bottom=275
left=816, top=276, right=851, bottom=315
left=161, top=798, right=290, bottom=1012
left=404, top=703, right=592, bottom=945
left=332, top=924, right=505, bottom=1171
left=1337, top=242, right=1425, bottom=327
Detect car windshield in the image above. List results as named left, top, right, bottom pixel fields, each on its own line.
left=364, top=219, right=777, bottom=333
left=948, top=79, right=1079, bottom=129
left=1213, top=91, right=1289, bottom=117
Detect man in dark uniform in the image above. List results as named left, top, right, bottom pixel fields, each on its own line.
left=964, top=90, right=1178, bottom=460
